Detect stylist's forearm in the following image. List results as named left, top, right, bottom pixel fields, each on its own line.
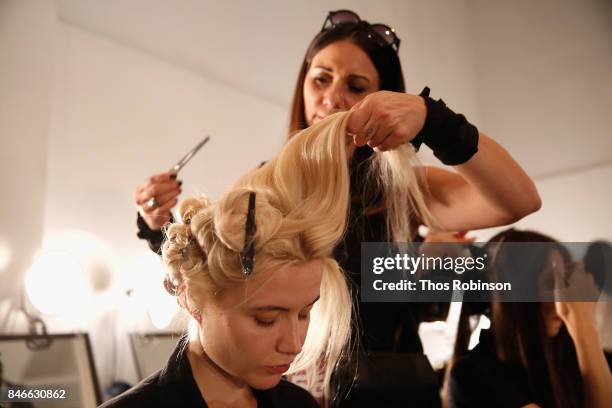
left=455, top=133, right=541, bottom=222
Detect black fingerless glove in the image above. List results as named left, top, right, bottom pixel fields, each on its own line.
left=136, top=212, right=170, bottom=255
left=411, top=87, right=479, bottom=165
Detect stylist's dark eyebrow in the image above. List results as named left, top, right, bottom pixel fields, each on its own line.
left=312, top=65, right=371, bottom=83
left=249, top=295, right=320, bottom=312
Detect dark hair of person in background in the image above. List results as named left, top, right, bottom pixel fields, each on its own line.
left=583, top=240, right=612, bottom=295
left=289, top=22, right=405, bottom=133
left=449, top=229, right=584, bottom=408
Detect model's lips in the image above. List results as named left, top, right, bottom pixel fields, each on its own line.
left=265, top=364, right=291, bottom=375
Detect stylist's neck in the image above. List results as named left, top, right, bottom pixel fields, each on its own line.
left=187, top=341, right=256, bottom=408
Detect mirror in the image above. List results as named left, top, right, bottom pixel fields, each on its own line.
left=0, top=333, right=101, bottom=408
left=129, top=332, right=183, bottom=381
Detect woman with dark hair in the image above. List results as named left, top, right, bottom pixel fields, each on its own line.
left=289, top=17, right=406, bottom=133
left=448, top=229, right=612, bottom=408
left=134, top=9, right=541, bottom=405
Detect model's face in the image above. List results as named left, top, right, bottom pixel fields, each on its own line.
left=540, top=250, right=565, bottom=338
left=303, top=40, right=380, bottom=125
left=197, top=260, right=322, bottom=390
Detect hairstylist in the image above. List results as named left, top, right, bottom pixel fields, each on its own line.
left=133, top=8, right=541, bottom=403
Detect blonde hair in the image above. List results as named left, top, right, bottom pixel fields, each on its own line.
left=363, top=144, right=437, bottom=241
left=161, top=111, right=434, bottom=403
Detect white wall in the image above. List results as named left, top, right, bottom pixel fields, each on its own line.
left=44, top=20, right=288, bottom=271
left=0, top=0, right=54, bottom=308
left=516, top=163, right=612, bottom=242
left=464, top=0, right=612, bottom=242
left=1, top=0, right=611, bottom=396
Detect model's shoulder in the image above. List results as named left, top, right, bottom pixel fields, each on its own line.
left=98, top=372, right=164, bottom=408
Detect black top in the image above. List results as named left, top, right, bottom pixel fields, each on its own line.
left=448, top=330, right=534, bottom=408
left=336, top=201, right=422, bottom=353
left=99, top=339, right=318, bottom=408
left=136, top=211, right=167, bottom=255
left=335, top=146, right=423, bottom=353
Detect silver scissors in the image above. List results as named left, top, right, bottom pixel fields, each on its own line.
left=169, top=135, right=210, bottom=174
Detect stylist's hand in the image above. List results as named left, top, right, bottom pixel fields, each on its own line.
left=554, top=261, right=598, bottom=339
left=134, top=172, right=181, bottom=230
left=347, top=91, right=426, bottom=151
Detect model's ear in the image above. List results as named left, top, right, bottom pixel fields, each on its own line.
left=177, top=284, right=202, bottom=323
left=191, top=308, right=202, bottom=323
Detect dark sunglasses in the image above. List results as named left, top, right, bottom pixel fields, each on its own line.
left=321, top=9, right=401, bottom=52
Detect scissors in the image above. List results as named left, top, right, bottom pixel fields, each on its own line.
left=169, top=135, right=210, bottom=175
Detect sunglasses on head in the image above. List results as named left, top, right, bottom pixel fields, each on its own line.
left=321, top=9, right=401, bottom=52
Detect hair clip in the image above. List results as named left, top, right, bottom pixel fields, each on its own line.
left=181, top=246, right=189, bottom=260
left=180, top=237, right=198, bottom=261
left=241, top=192, right=257, bottom=276
left=183, top=212, right=193, bottom=225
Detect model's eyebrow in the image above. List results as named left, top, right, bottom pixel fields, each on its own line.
left=248, top=295, right=320, bottom=312
left=312, top=65, right=371, bottom=83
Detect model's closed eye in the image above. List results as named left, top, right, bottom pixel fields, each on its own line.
left=253, top=311, right=280, bottom=327
left=254, top=317, right=276, bottom=327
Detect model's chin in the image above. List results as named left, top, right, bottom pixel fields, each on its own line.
left=248, top=373, right=283, bottom=390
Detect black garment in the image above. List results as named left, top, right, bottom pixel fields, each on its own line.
left=336, top=352, right=440, bottom=408
left=448, top=330, right=534, bottom=408
left=336, top=145, right=423, bottom=353
left=99, top=339, right=318, bottom=408
left=336, top=202, right=423, bottom=353
left=136, top=212, right=166, bottom=254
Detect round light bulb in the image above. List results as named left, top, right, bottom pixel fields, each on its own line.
left=25, top=250, right=89, bottom=315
